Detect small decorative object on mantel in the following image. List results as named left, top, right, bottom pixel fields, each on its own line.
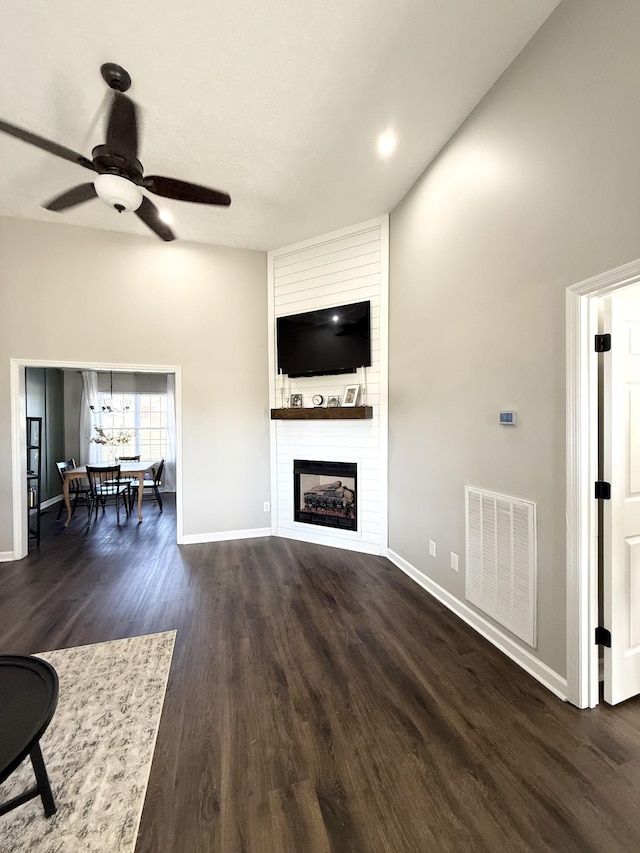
left=312, top=394, right=324, bottom=407
left=327, top=396, right=341, bottom=407
left=290, top=393, right=303, bottom=408
left=342, top=384, right=360, bottom=407
left=360, top=365, right=367, bottom=406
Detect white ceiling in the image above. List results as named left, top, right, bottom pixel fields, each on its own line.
left=0, top=0, right=560, bottom=251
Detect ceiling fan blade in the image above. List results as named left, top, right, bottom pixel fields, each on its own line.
left=143, top=175, right=231, bottom=207
left=135, top=196, right=175, bottom=242
left=106, top=92, right=138, bottom=162
left=0, top=118, right=95, bottom=171
left=44, top=183, right=97, bottom=211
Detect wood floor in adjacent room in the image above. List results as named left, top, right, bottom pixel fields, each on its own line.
left=2, top=500, right=640, bottom=852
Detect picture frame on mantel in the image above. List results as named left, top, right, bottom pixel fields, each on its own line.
left=342, top=384, right=360, bottom=407
left=327, top=395, right=341, bottom=407
left=290, top=393, right=303, bottom=408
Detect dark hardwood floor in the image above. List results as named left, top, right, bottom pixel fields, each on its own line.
left=2, top=500, right=640, bottom=851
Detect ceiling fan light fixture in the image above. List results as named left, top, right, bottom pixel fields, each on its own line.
left=94, top=173, right=143, bottom=212
left=0, top=63, right=231, bottom=240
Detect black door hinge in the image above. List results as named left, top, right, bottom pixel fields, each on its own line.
left=595, top=481, right=611, bottom=500
left=595, top=333, right=612, bottom=352
left=595, top=626, right=612, bottom=647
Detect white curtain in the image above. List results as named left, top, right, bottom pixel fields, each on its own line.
left=165, top=373, right=176, bottom=491
left=80, top=370, right=101, bottom=464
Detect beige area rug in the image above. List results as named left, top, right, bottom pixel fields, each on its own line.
left=0, top=631, right=176, bottom=853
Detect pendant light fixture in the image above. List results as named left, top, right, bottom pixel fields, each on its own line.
left=88, top=371, right=130, bottom=412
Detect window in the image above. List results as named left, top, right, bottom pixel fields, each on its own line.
left=94, top=393, right=169, bottom=462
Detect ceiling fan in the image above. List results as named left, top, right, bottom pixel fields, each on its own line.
left=0, top=63, right=231, bottom=241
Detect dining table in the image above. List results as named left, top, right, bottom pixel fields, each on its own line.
left=62, top=460, right=162, bottom=525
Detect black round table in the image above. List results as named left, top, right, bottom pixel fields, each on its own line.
left=0, top=655, right=59, bottom=818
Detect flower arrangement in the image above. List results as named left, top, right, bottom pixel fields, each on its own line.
left=90, top=426, right=136, bottom=446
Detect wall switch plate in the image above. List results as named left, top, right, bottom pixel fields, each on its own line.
left=429, top=540, right=436, bottom=558
left=263, top=501, right=270, bottom=512
left=450, top=552, right=459, bottom=572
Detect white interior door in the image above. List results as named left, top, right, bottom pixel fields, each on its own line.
left=602, top=295, right=640, bottom=704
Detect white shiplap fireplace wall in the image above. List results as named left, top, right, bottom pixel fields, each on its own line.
left=268, top=216, right=389, bottom=555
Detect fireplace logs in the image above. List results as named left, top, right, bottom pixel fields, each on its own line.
left=303, top=480, right=355, bottom=515
left=294, top=460, right=358, bottom=531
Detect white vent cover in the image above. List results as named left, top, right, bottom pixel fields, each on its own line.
left=465, top=486, right=537, bottom=648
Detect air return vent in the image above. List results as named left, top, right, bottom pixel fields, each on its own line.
left=465, top=486, right=537, bottom=648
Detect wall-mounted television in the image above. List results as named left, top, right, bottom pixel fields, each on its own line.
left=277, top=300, right=371, bottom=378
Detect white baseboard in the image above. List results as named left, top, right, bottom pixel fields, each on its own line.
left=179, top=527, right=272, bottom=545
left=0, top=551, right=16, bottom=563
left=41, top=495, right=63, bottom=510
left=387, top=549, right=568, bottom=702
left=276, top=529, right=383, bottom=556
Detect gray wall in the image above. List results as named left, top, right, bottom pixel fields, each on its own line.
left=63, top=371, right=83, bottom=466
left=0, top=217, right=269, bottom=551
left=389, top=0, right=640, bottom=678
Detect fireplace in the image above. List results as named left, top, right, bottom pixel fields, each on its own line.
left=294, top=459, right=357, bottom=531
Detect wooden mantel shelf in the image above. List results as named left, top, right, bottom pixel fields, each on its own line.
left=271, top=406, right=373, bottom=420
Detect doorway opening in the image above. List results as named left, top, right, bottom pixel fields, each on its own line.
left=10, top=358, right=183, bottom=560
left=566, top=257, right=640, bottom=708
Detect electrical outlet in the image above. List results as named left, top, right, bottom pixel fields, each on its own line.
left=450, top=552, right=459, bottom=572
left=263, top=501, right=270, bottom=512
left=429, top=540, right=436, bottom=558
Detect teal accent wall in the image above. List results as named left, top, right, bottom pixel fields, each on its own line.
left=25, top=367, right=65, bottom=503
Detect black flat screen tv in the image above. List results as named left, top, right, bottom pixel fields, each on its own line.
left=277, top=300, right=371, bottom=378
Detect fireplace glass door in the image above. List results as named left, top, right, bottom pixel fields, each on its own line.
left=294, top=459, right=357, bottom=531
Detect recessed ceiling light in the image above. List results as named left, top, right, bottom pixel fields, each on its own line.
left=377, top=129, right=397, bottom=158
left=333, top=315, right=339, bottom=322
left=159, top=209, right=173, bottom=224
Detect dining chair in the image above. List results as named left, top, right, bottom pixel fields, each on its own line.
left=130, top=459, right=164, bottom=513
left=85, top=465, right=131, bottom=524
left=55, top=460, right=90, bottom=521
left=116, top=454, right=140, bottom=492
